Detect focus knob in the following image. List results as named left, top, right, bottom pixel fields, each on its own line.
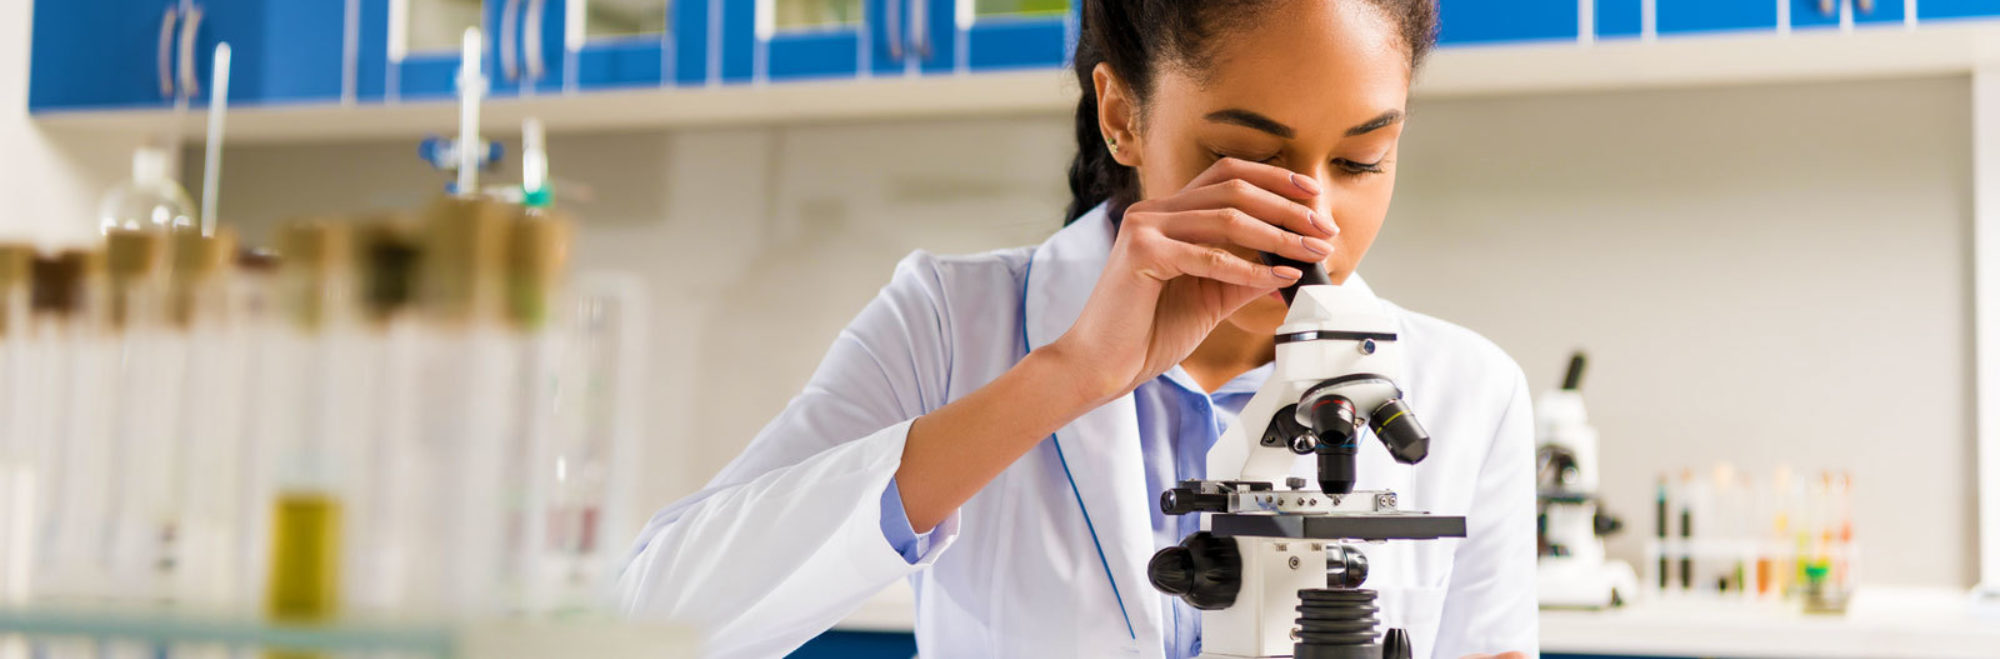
left=1146, top=532, right=1241, bottom=610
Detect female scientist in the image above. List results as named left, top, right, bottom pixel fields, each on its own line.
left=618, top=0, right=1535, bottom=657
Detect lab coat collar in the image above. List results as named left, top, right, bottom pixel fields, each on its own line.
left=1021, top=204, right=1376, bottom=655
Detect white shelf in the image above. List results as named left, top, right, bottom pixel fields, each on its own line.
left=31, top=21, right=2000, bottom=144
left=839, top=584, right=2000, bottom=657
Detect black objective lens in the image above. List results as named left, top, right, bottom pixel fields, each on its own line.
left=1308, top=396, right=1359, bottom=495
left=1369, top=399, right=1430, bottom=464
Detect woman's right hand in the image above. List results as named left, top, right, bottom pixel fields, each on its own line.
left=1044, top=157, right=1337, bottom=405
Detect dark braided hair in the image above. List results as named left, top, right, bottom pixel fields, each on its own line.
left=1062, top=0, right=1439, bottom=225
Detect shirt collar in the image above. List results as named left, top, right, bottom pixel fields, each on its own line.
left=1159, top=361, right=1273, bottom=400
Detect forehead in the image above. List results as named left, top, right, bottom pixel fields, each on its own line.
left=1158, top=1, right=1411, bottom=133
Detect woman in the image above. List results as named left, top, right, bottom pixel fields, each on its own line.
left=618, top=1, right=1536, bottom=657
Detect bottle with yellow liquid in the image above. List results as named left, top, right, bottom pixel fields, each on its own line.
left=263, top=221, right=359, bottom=658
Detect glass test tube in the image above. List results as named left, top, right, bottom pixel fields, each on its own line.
left=0, top=245, right=33, bottom=608
left=407, top=198, right=514, bottom=618
left=265, top=221, right=359, bottom=634
left=29, top=250, right=106, bottom=659
left=500, top=210, right=572, bottom=615
left=166, top=228, right=249, bottom=613
left=546, top=273, right=645, bottom=612
left=346, top=217, right=423, bottom=619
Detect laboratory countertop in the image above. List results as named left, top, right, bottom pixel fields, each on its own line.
left=838, top=583, right=2000, bottom=658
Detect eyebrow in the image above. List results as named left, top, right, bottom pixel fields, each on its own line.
left=1203, top=108, right=1407, bottom=139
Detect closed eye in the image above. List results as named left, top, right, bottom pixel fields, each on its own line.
left=1334, top=158, right=1385, bottom=175
left=1213, top=150, right=1282, bottom=165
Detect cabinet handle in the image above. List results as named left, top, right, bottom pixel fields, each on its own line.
left=1856, top=0, right=1875, bottom=14
left=179, top=3, right=203, bottom=97
left=525, top=0, right=547, bottom=81
left=157, top=4, right=178, bottom=98
left=501, top=0, right=522, bottom=82
left=886, top=0, right=904, bottom=60
left=1817, top=0, right=1836, bottom=15
left=909, top=0, right=929, bottom=60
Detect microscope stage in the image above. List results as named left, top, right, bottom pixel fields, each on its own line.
left=1210, top=513, right=1468, bottom=541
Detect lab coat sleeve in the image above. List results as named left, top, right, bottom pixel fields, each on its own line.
left=616, top=252, right=968, bottom=657
left=1433, top=370, right=1540, bottom=658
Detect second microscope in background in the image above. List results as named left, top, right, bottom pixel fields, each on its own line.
left=1535, top=352, right=1638, bottom=609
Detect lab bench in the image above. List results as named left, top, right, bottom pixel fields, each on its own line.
left=819, top=583, right=2000, bottom=658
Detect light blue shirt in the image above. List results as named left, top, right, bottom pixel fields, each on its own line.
left=879, top=362, right=1272, bottom=659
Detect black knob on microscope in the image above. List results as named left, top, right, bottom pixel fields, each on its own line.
left=1146, top=532, right=1242, bottom=610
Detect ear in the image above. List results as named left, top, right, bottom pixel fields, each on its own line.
left=1092, top=62, right=1141, bottom=168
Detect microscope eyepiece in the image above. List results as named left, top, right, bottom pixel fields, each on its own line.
left=1369, top=398, right=1430, bottom=464
left=1259, top=252, right=1332, bottom=305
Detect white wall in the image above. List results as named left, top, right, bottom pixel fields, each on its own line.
left=198, top=76, right=1979, bottom=588
left=0, top=0, right=152, bottom=247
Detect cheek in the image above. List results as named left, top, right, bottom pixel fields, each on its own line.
left=1325, top=174, right=1397, bottom=270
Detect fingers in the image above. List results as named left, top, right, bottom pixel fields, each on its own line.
left=1131, top=232, right=1301, bottom=288
left=1140, top=207, right=1332, bottom=263
left=1184, top=157, right=1322, bottom=202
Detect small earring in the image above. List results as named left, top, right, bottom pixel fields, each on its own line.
left=1106, top=136, right=1119, bottom=154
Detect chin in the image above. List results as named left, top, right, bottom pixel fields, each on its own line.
left=1227, top=294, right=1291, bottom=334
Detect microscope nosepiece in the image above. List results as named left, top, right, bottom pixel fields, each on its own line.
left=1369, top=399, right=1430, bottom=464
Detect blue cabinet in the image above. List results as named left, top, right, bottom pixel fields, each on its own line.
left=30, top=0, right=348, bottom=111
left=555, top=0, right=695, bottom=89
left=1438, top=0, right=1578, bottom=45
left=193, top=0, right=347, bottom=104
left=720, top=0, right=894, bottom=83
left=931, top=0, right=1075, bottom=73
left=1920, top=0, right=2000, bottom=21
left=1657, top=0, right=1778, bottom=34
left=1791, top=0, right=1906, bottom=29
left=356, top=0, right=563, bottom=102
left=30, top=0, right=183, bottom=111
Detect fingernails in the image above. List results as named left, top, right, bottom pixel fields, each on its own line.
left=1306, top=210, right=1334, bottom=237
left=1291, top=173, right=1322, bottom=196
left=1302, top=236, right=1331, bottom=257
left=1273, top=265, right=1303, bottom=280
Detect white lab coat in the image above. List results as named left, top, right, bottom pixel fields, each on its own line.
left=618, top=206, right=1540, bottom=658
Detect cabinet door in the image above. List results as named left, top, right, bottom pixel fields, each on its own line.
left=935, top=0, right=1074, bottom=73
left=557, top=0, right=677, bottom=89
left=192, top=0, right=348, bottom=106
left=1918, top=0, right=2000, bottom=21
left=723, top=0, right=871, bottom=83
left=1657, top=0, right=1779, bottom=34
left=1437, top=0, right=1579, bottom=45
left=1790, top=0, right=1905, bottom=29
left=29, top=0, right=182, bottom=111
left=358, top=0, right=541, bottom=101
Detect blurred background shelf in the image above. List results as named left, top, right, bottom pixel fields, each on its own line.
left=0, top=605, right=697, bottom=658
left=36, top=23, right=2000, bottom=145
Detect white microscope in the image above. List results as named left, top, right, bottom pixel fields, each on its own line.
left=1532, top=353, right=1637, bottom=609
left=1147, top=261, right=1465, bottom=659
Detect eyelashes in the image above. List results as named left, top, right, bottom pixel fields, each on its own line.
left=1335, top=158, right=1386, bottom=175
